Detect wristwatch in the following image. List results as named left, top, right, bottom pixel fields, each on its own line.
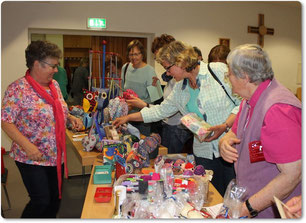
left=245, top=199, right=258, bottom=218
left=224, top=122, right=230, bottom=133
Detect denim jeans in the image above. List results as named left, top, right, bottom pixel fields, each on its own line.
left=15, top=161, right=63, bottom=218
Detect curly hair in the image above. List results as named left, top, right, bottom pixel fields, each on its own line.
left=156, top=41, right=198, bottom=71
left=25, top=40, right=62, bottom=69
left=151, top=34, right=176, bottom=54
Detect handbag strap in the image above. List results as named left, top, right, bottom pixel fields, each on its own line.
left=123, top=62, right=129, bottom=84
left=207, top=63, right=237, bottom=106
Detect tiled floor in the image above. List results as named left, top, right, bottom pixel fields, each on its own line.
left=1, top=138, right=92, bottom=219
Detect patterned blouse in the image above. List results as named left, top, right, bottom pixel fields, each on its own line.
left=1, top=77, right=68, bottom=166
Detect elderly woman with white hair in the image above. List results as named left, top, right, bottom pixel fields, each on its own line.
left=219, top=44, right=301, bottom=218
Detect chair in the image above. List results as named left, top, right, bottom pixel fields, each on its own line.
left=1, top=147, right=11, bottom=210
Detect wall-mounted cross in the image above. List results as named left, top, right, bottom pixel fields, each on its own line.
left=248, top=14, right=274, bottom=47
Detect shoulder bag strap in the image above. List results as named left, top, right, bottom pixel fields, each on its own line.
left=123, top=63, right=130, bottom=84
left=207, top=63, right=237, bottom=106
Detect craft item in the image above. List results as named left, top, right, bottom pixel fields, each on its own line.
left=180, top=113, right=212, bottom=141
left=104, top=125, right=119, bottom=140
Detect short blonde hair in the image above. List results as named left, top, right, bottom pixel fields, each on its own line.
left=156, top=41, right=198, bottom=71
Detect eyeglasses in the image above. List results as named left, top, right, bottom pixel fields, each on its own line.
left=165, top=64, right=175, bottom=72
left=40, top=60, right=59, bottom=69
left=128, top=52, right=141, bottom=57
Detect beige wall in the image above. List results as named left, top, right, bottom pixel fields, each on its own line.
left=1, top=1, right=301, bottom=150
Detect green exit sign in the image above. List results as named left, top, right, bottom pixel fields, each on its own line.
left=87, top=18, right=106, bottom=29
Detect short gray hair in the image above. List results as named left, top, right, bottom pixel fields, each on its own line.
left=227, top=44, right=274, bottom=84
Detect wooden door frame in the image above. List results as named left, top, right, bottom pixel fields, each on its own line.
left=28, top=28, right=156, bottom=67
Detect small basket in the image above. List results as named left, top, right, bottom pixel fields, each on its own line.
left=94, top=187, right=113, bottom=203
left=93, top=165, right=112, bottom=184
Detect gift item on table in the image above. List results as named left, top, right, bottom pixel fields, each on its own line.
left=103, top=143, right=127, bottom=165
left=154, top=154, right=200, bottom=176
left=122, top=89, right=138, bottom=100
left=82, top=89, right=99, bottom=113
left=95, top=139, right=122, bottom=152
left=180, top=113, right=212, bottom=141
left=117, top=123, right=141, bottom=140
left=125, top=134, right=161, bottom=173
left=82, top=111, right=107, bottom=151
left=160, top=166, right=174, bottom=197
left=216, top=179, right=247, bottom=219
left=115, top=174, right=211, bottom=219
left=104, top=125, right=120, bottom=140
left=108, top=97, right=129, bottom=120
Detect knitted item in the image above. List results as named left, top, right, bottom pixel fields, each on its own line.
left=194, top=165, right=205, bottom=176
left=108, top=97, right=129, bottom=120
left=137, top=133, right=161, bottom=167
left=122, top=89, right=138, bottom=100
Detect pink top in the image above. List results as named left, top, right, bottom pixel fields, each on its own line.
left=1, top=77, right=68, bottom=166
left=232, top=80, right=301, bottom=163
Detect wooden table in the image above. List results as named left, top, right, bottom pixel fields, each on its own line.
left=66, top=129, right=168, bottom=175
left=66, top=129, right=101, bottom=175
left=81, top=157, right=224, bottom=219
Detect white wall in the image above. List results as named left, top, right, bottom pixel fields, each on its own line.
left=1, top=1, right=301, bottom=149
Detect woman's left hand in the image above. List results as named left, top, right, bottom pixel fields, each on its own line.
left=203, top=123, right=227, bottom=142
left=68, top=115, right=84, bottom=131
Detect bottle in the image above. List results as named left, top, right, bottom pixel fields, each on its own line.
left=113, top=190, right=121, bottom=218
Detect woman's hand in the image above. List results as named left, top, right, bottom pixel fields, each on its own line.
left=25, top=144, right=44, bottom=161
left=112, top=115, right=130, bottom=128
left=219, top=131, right=240, bottom=163
left=68, top=115, right=84, bottom=131
left=284, top=195, right=302, bottom=218
left=152, top=76, right=160, bottom=86
left=126, top=96, right=147, bottom=109
left=204, top=123, right=227, bottom=142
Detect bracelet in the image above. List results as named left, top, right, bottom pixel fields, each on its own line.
left=224, top=122, right=230, bottom=133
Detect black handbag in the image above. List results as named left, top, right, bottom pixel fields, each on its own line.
left=207, top=63, right=237, bottom=106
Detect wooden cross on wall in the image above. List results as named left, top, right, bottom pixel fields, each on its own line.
left=248, top=14, right=274, bottom=47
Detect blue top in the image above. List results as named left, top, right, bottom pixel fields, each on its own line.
left=121, top=63, right=162, bottom=104
left=186, top=81, right=203, bottom=120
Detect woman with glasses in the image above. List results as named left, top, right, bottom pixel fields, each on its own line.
left=121, top=39, right=162, bottom=136
left=1, top=40, right=83, bottom=218
left=114, top=41, right=241, bottom=196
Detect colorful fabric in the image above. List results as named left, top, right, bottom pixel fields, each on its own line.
left=1, top=70, right=68, bottom=199
left=108, top=97, right=129, bottom=120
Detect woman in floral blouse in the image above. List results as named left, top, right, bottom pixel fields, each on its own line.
left=1, top=40, right=83, bottom=218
